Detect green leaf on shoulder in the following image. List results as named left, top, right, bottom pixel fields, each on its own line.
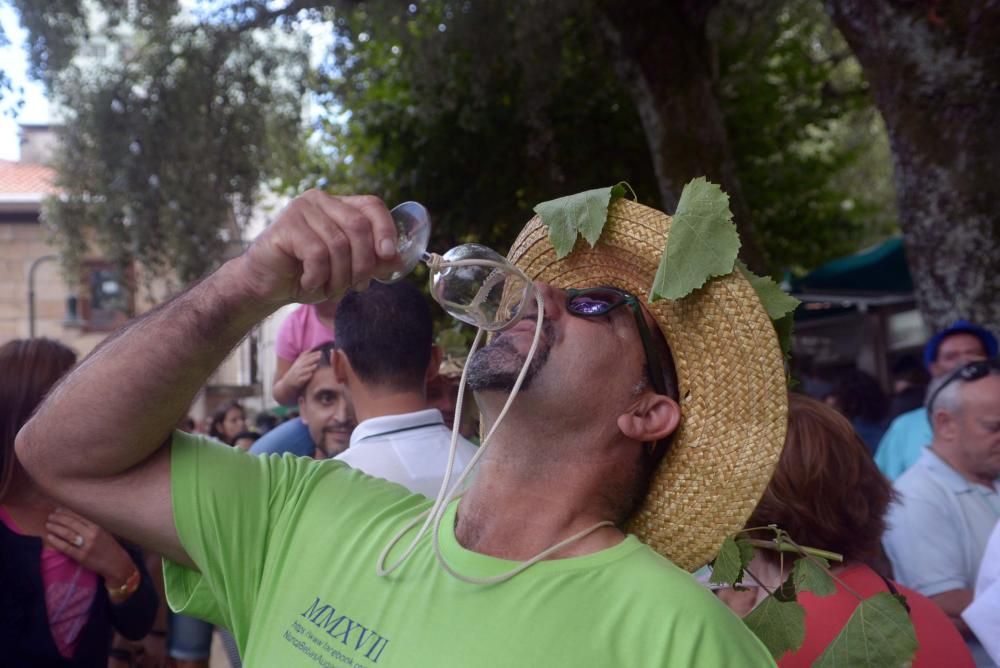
left=534, top=182, right=631, bottom=259
left=649, top=177, right=741, bottom=303
left=792, top=557, right=835, bottom=597
left=812, top=592, right=918, bottom=668
left=710, top=536, right=755, bottom=585
left=742, top=594, right=806, bottom=660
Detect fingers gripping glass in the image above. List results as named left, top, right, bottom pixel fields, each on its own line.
left=565, top=287, right=668, bottom=398
left=926, top=359, right=1000, bottom=413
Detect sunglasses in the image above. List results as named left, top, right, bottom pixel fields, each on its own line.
left=926, top=358, right=1000, bottom=414
left=565, top=287, right=668, bottom=398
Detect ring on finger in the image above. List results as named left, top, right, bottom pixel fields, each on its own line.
left=73, top=534, right=85, bottom=548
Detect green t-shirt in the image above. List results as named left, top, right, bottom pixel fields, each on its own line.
left=164, top=432, right=774, bottom=667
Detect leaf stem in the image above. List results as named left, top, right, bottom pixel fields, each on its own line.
left=744, top=538, right=843, bottom=563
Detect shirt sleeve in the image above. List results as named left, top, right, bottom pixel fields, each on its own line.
left=875, top=418, right=906, bottom=480
left=883, top=488, right=969, bottom=596
left=163, top=431, right=325, bottom=635
left=274, top=306, right=305, bottom=362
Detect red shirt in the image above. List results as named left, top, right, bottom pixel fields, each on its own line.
left=780, top=564, right=973, bottom=668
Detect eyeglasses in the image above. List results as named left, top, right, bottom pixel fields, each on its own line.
left=565, top=287, right=668, bottom=398
left=926, top=359, right=1000, bottom=413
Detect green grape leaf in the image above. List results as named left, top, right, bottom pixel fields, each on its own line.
left=813, top=592, right=918, bottom=668
left=649, top=177, right=740, bottom=302
left=710, top=536, right=755, bottom=585
left=792, top=557, right=836, bottom=597
left=534, top=182, right=629, bottom=259
left=775, top=312, right=796, bottom=362
left=742, top=595, right=806, bottom=660
left=735, top=260, right=800, bottom=321
left=736, top=260, right=800, bottom=359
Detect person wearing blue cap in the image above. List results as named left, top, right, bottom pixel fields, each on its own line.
left=875, top=319, right=998, bottom=480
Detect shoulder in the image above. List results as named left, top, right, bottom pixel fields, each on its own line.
left=616, top=546, right=765, bottom=630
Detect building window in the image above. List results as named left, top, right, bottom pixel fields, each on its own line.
left=78, top=261, right=133, bottom=331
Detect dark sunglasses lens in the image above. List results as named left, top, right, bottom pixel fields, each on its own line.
left=568, top=290, right=622, bottom=315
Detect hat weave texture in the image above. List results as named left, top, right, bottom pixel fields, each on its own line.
left=506, top=198, right=788, bottom=571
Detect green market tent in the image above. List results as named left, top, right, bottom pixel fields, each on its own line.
left=792, top=235, right=911, bottom=296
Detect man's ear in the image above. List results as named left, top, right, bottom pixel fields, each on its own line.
left=932, top=407, right=958, bottom=441
left=297, top=394, right=309, bottom=426
left=425, top=345, right=444, bottom=384
left=333, top=349, right=352, bottom=385
left=617, top=394, right=681, bottom=443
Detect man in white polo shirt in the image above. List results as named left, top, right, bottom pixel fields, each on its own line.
left=332, top=281, right=478, bottom=497
left=884, top=359, right=1000, bottom=666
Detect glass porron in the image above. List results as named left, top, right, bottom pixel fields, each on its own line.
left=376, top=201, right=534, bottom=332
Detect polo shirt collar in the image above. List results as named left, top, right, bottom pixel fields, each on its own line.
left=348, top=408, right=445, bottom=447
left=921, top=448, right=1000, bottom=494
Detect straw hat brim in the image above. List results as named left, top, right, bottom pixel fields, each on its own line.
left=506, top=198, right=788, bottom=571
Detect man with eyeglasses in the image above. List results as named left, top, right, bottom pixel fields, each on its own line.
left=16, top=191, right=784, bottom=667
left=883, top=358, right=1000, bottom=666
left=876, top=320, right=998, bottom=480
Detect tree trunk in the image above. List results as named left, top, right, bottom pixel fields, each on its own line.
left=595, top=0, right=767, bottom=272
left=826, top=0, right=1000, bottom=334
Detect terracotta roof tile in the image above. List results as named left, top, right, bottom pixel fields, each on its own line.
left=0, top=160, right=56, bottom=195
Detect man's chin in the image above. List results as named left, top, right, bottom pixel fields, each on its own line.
left=322, top=437, right=351, bottom=457
left=466, top=339, right=527, bottom=392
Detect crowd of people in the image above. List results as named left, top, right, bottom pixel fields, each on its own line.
left=2, top=188, right=998, bottom=667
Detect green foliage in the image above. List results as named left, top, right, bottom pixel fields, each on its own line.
left=32, top=5, right=309, bottom=287
left=742, top=593, right=806, bottom=660
left=313, top=0, right=660, bottom=259
left=736, top=260, right=800, bottom=357
left=533, top=183, right=626, bottom=258
left=791, top=556, right=836, bottom=597
left=650, top=178, right=740, bottom=302
left=710, top=0, right=897, bottom=273
left=813, top=592, right=918, bottom=667
left=709, top=535, right=755, bottom=585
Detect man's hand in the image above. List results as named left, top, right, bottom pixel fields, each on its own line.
left=236, top=192, right=400, bottom=305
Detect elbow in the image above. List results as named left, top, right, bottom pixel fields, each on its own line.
left=14, top=419, right=59, bottom=492
left=14, top=421, right=42, bottom=478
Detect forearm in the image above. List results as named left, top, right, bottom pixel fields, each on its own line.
left=931, top=589, right=974, bottom=636
left=18, top=257, right=278, bottom=482
left=272, top=375, right=300, bottom=406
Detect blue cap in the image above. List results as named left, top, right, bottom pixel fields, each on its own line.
left=923, top=319, right=999, bottom=369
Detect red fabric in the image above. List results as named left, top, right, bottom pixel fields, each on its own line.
left=0, top=506, right=97, bottom=658
left=779, top=564, right=973, bottom=668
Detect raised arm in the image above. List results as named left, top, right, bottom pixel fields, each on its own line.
left=15, top=191, right=398, bottom=566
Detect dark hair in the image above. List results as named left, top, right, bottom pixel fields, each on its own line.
left=310, top=341, right=336, bottom=368
left=209, top=400, right=245, bottom=444
left=0, top=339, right=78, bottom=500
left=232, top=431, right=260, bottom=444
left=747, top=393, right=896, bottom=565
left=827, top=368, right=888, bottom=424
left=334, top=282, right=433, bottom=391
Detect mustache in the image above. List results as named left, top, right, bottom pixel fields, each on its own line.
left=323, top=421, right=356, bottom=432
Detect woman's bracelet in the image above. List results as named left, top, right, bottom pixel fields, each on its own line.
left=107, top=568, right=141, bottom=602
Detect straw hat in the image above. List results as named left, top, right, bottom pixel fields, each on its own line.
left=506, top=198, right=788, bottom=571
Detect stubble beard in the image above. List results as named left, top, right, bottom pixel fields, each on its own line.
left=466, top=320, right=554, bottom=393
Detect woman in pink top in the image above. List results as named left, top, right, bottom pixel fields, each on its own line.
left=0, top=338, right=158, bottom=667
left=719, top=394, right=973, bottom=667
